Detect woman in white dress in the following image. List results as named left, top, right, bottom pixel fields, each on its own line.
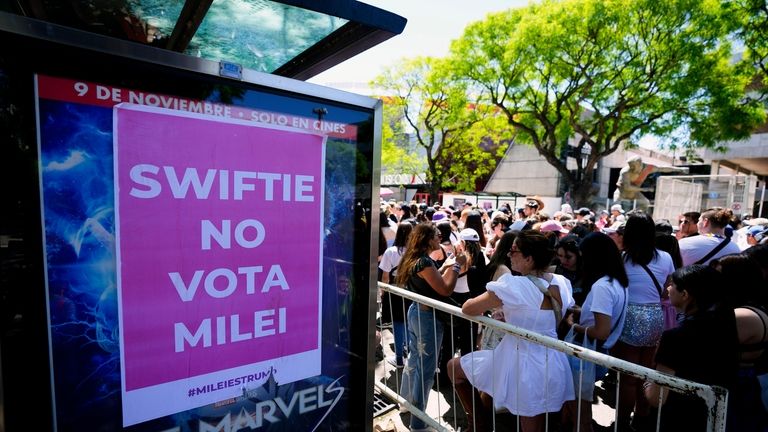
left=447, top=230, right=575, bottom=432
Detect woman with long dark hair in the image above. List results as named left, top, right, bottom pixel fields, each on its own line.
left=611, top=211, right=675, bottom=429
left=563, top=232, right=629, bottom=431
left=464, top=210, right=488, bottom=248
left=430, top=221, right=455, bottom=267
left=711, top=254, right=768, bottom=431
left=378, top=222, right=413, bottom=368
left=486, top=230, right=517, bottom=282
left=553, top=235, right=585, bottom=304
left=447, top=231, right=574, bottom=432
left=644, top=265, right=737, bottom=432
left=479, top=230, right=518, bottom=350
left=396, top=224, right=466, bottom=432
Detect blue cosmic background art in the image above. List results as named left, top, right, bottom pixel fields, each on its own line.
left=38, top=98, right=359, bottom=431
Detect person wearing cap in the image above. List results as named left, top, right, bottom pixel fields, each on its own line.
left=603, top=222, right=625, bottom=250
left=539, top=219, right=569, bottom=239
left=396, top=224, right=467, bottom=432
left=438, top=228, right=489, bottom=386
left=610, top=204, right=626, bottom=224
left=561, top=203, right=574, bottom=216
left=746, top=225, right=768, bottom=248
left=523, top=196, right=545, bottom=218
left=431, top=210, right=448, bottom=222
left=464, top=210, right=488, bottom=248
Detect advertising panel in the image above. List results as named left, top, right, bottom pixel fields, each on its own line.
left=33, top=71, right=373, bottom=431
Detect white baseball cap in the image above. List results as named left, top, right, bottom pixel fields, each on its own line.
left=458, top=228, right=480, bottom=242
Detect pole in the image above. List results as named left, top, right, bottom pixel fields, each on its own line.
left=760, top=180, right=766, bottom=217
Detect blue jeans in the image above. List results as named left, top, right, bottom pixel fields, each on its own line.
left=393, top=321, right=406, bottom=363
left=400, top=303, right=444, bottom=431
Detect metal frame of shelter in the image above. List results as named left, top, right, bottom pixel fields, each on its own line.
left=0, top=3, right=402, bottom=430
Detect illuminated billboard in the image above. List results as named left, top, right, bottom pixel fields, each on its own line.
left=1, top=21, right=378, bottom=432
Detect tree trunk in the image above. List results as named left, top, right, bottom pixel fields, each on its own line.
left=428, top=183, right=441, bottom=206
left=571, top=179, right=596, bottom=209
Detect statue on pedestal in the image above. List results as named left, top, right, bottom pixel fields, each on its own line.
left=613, top=155, right=688, bottom=212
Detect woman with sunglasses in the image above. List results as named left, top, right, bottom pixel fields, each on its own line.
left=447, top=230, right=575, bottom=432
left=486, top=214, right=511, bottom=257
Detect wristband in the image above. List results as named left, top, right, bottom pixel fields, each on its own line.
left=452, top=263, right=461, bottom=273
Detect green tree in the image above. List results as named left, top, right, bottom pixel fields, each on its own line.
left=372, top=57, right=511, bottom=202
left=726, top=0, right=768, bottom=101
left=450, top=0, right=766, bottom=206
left=380, top=98, right=423, bottom=181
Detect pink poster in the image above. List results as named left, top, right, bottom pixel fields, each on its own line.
left=113, top=104, right=326, bottom=425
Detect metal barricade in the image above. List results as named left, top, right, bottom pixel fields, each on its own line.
left=376, top=282, right=729, bottom=432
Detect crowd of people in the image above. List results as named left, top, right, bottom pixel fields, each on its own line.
left=376, top=196, right=768, bottom=432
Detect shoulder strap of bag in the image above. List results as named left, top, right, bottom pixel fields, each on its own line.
left=607, top=285, right=627, bottom=340
left=640, top=263, right=664, bottom=299
left=694, top=237, right=731, bottom=265
left=526, top=275, right=563, bottom=325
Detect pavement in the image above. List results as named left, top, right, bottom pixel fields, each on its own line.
left=373, top=328, right=619, bottom=432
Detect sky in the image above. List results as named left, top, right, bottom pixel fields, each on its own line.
left=307, top=0, right=530, bottom=94
left=308, top=0, right=663, bottom=151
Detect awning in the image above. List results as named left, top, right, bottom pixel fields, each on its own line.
left=0, top=0, right=406, bottom=80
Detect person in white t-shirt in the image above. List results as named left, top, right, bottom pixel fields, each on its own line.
left=679, top=207, right=742, bottom=266
left=564, top=232, right=629, bottom=431
left=378, top=222, right=413, bottom=368
left=610, top=211, right=676, bottom=430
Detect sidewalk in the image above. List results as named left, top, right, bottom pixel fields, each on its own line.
left=373, top=328, right=618, bottom=431
left=373, top=327, right=461, bottom=432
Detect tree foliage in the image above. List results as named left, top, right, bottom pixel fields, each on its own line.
left=449, top=0, right=766, bottom=205
left=372, top=57, right=512, bottom=201
left=380, top=99, right=423, bottom=178
left=726, top=0, right=768, bottom=101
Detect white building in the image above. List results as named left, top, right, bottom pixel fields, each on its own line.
left=484, top=131, right=768, bottom=216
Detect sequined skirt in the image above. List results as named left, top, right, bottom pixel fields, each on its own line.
left=619, top=302, right=663, bottom=347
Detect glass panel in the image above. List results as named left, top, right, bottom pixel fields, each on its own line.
left=0, top=28, right=374, bottom=430
left=0, top=1, right=183, bottom=46
left=188, top=0, right=348, bottom=72
left=129, top=0, right=185, bottom=44
left=0, top=1, right=348, bottom=72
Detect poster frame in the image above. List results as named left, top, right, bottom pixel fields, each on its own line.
left=0, top=11, right=382, bottom=432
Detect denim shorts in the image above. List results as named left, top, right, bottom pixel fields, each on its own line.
left=619, top=302, right=663, bottom=347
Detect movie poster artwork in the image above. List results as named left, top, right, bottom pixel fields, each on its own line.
left=36, top=74, right=366, bottom=431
